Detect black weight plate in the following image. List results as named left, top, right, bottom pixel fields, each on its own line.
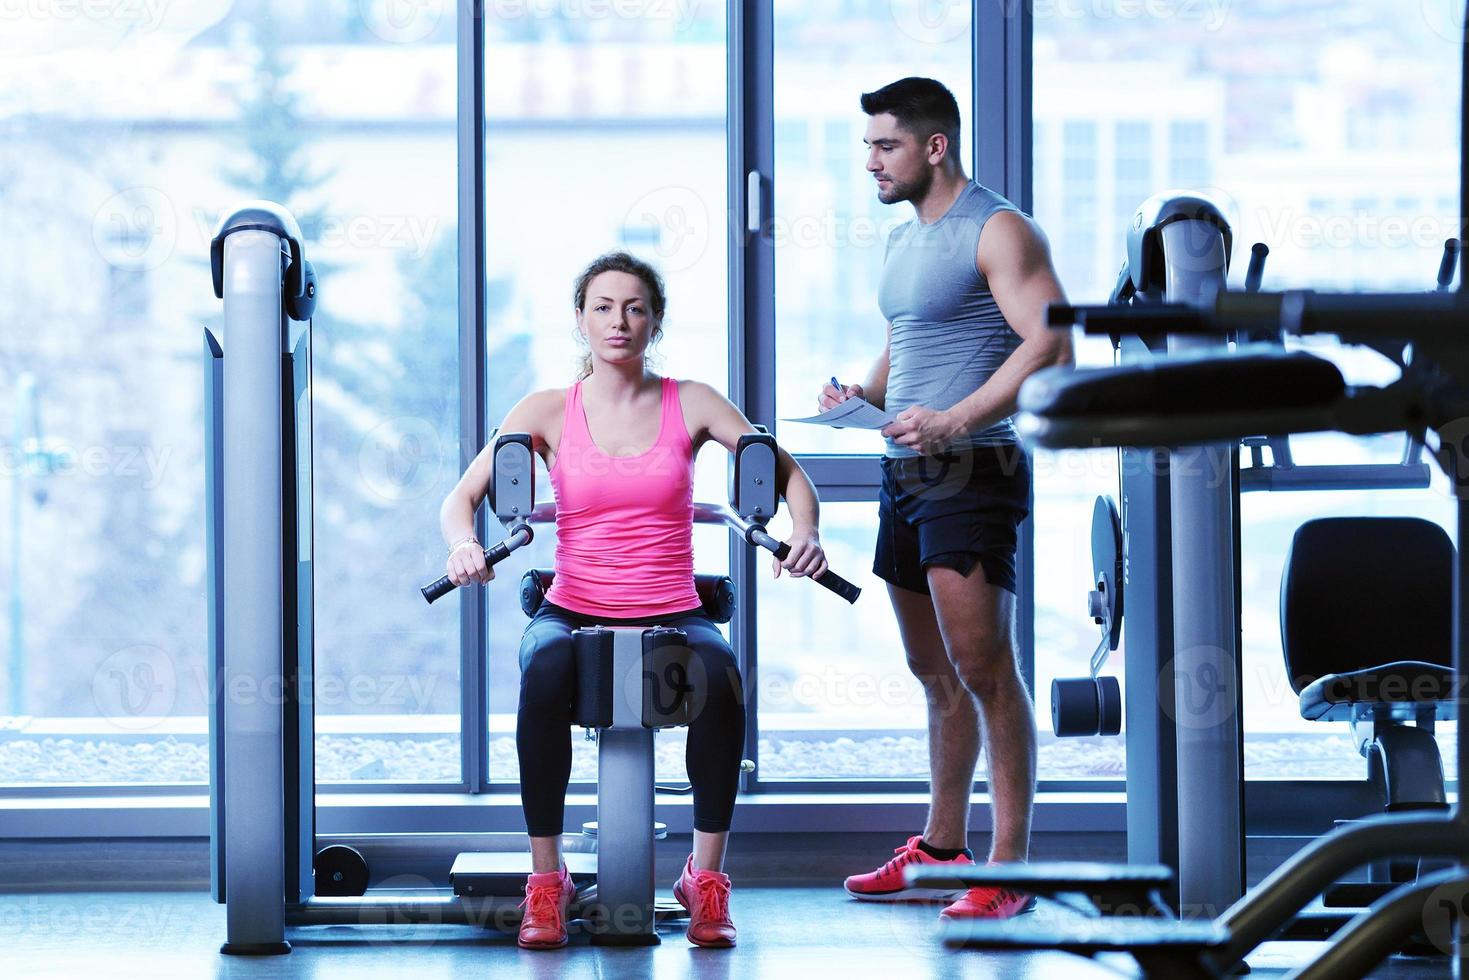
left=314, top=844, right=369, bottom=897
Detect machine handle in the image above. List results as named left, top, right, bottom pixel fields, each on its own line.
left=764, top=537, right=861, bottom=604
left=1438, top=238, right=1461, bottom=292
left=421, top=525, right=533, bottom=604
left=1244, top=242, right=1269, bottom=293
left=1047, top=302, right=1212, bottom=335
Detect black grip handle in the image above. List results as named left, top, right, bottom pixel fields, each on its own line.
left=1048, top=303, right=1213, bottom=336
left=421, top=574, right=458, bottom=604
left=421, top=537, right=520, bottom=605
left=813, top=568, right=861, bottom=603
left=1438, top=238, right=1461, bottom=290
left=1244, top=242, right=1269, bottom=293
left=770, top=540, right=861, bottom=604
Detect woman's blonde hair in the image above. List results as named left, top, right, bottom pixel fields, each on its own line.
left=572, top=251, right=667, bottom=380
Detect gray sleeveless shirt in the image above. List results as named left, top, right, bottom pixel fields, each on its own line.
left=878, top=180, right=1023, bottom=456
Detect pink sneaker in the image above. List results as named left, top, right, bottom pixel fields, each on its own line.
left=518, top=865, right=573, bottom=950
left=843, top=836, right=973, bottom=902
left=672, top=854, right=736, bottom=948
left=938, top=863, right=1037, bottom=920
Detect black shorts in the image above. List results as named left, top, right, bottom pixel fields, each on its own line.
left=873, top=444, right=1032, bottom=596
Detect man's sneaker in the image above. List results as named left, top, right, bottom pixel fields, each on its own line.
left=518, top=865, right=573, bottom=950
left=939, top=879, right=1038, bottom=920
left=672, top=854, right=736, bottom=948
left=843, top=835, right=974, bottom=902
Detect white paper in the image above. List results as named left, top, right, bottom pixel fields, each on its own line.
left=783, top=396, right=898, bottom=430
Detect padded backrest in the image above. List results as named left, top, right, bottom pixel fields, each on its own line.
left=1280, top=516, right=1452, bottom=693
left=520, top=568, right=737, bottom=624
left=1019, top=349, right=1345, bottom=419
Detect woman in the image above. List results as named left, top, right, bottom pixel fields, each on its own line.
left=438, top=251, right=830, bottom=950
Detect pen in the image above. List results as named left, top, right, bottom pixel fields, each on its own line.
left=829, top=377, right=848, bottom=429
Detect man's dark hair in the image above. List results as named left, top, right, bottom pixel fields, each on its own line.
left=860, top=77, right=961, bottom=157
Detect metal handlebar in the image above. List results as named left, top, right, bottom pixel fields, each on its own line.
left=421, top=502, right=860, bottom=605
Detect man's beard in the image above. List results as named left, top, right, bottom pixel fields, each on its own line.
left=880, top=167, right=933, bottom=205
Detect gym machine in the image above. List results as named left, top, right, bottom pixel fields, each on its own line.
left=1046, top=199, right=1454, bottom=927
left=206, top=200, right=859, bottom=952
left=910, top=13, right=1469, bottom=967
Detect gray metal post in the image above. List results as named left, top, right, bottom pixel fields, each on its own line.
left=589, top=627, right=659, bottom=944
left=1163, top=219, right=1245, bottom=918
left=595, top=727, right=658, bottom=942
left=1122, top=442, right=1180, bottom=892
left=219, top=227, right=291, bottom=955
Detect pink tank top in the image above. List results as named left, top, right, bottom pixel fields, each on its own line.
left=543, top=376, right=701, bottom=619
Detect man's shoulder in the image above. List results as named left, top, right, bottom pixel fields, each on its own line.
left=884, top=217, right=916, bottom=249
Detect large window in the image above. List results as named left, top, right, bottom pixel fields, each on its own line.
left=1033, top=3, right=1462, bottom=780
left=0, top=4, right=459, bottom=787
left=7, top=2, right=1461, bottom=807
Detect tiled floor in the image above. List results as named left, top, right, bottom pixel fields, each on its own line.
left=0, top=888, right=1455, bottom=979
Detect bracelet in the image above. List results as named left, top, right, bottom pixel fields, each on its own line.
left=447, top=536, right=480, bottom=556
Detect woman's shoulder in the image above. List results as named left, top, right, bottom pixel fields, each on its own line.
left=670, top=377, right=720, bottom=401
left=670, top=377, right=715, bottom=411
left=527, top=385, right=570, bottom=406
left=670, top=379, right=739, bottom=440
left=504, top=386, right=568, bottom=436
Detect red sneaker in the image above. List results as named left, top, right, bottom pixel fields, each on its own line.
left=672, top=854, right=736, bottom=948
left=939, top=872, right=1037, bottom=920
left=843, top=836, right=973, bottom=902
left=517, top=865, right=573, bottom=950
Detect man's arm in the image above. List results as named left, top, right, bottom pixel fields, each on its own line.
left=883, top=211, right=1072, bottom=454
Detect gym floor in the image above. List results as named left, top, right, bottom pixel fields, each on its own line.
left=1, top=888, right=1451, bottom=979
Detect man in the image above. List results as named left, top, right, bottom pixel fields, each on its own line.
left=826, top=77, right=1071, bottom=921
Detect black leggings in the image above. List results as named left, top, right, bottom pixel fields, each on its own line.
left=516, top=601, right=746, bottom=836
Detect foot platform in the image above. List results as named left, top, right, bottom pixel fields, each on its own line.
left=907, top=861, right=1177, bottom=914
left=943, top=917, right=1229, bottom=980
left=450, top=850, right=598, bottom=897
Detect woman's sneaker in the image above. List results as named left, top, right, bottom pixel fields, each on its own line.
left=518, top=865, right=573, bottom=950
left=672, top=854, right=736, bottom=948
left=843, top=835, right=974, bottom=902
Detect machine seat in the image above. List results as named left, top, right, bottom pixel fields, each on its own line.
left=1298, top=661, right=1458, bottom=721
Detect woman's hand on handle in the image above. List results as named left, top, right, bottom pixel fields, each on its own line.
left=446, top=539, right=495, bottom=587
left=773, top=527, right=827, bottom=580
